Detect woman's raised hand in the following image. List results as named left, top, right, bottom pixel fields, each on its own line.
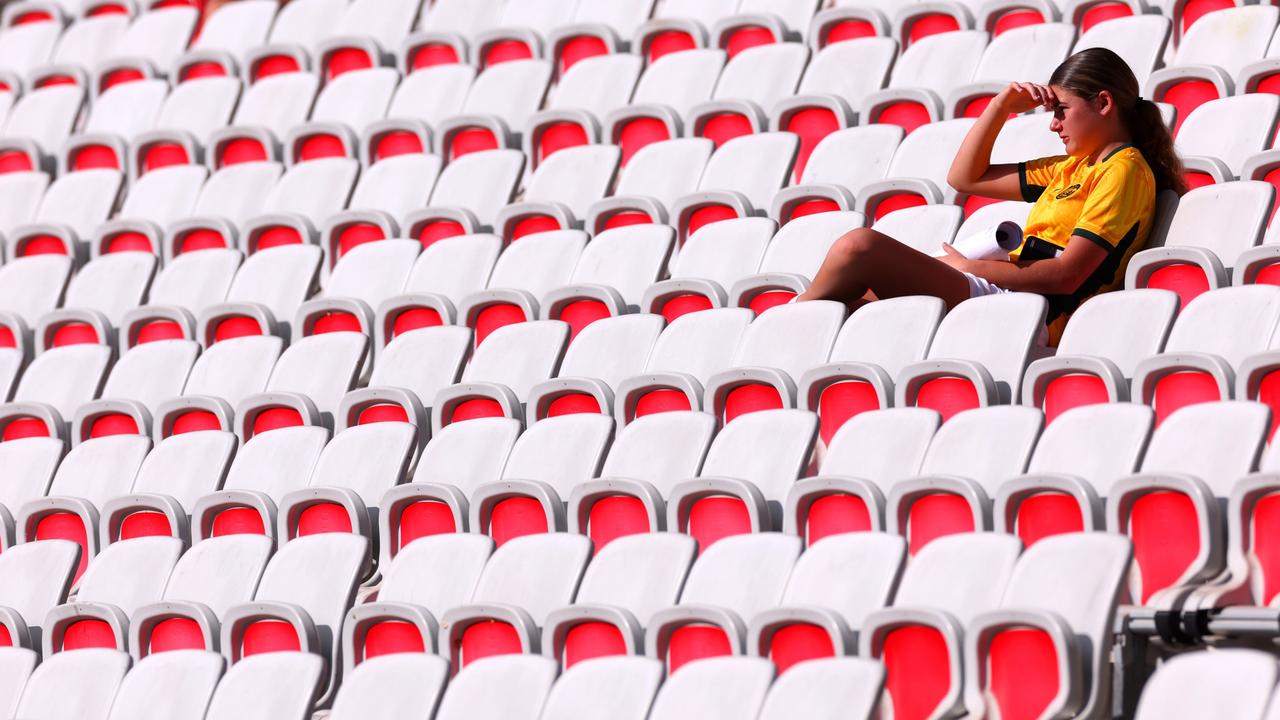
left=995, top=82, right=1059, bottom=115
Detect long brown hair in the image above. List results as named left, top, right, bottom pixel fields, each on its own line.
left=1049, top=47, right=1188, bottom=195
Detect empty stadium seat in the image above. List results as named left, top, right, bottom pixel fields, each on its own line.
left=203, top=651, right=324, bottom=720
left=748, top=532, right=907, bottom=672
left=0, top=539, right=78, bottom=649
left=1129, top=285, right=1280, bottom=423
left=129, top=534, right=273, bottom=657
left=42, top=535, right=181, bottom=654
left=887, top=405, right=1043, bottom=553
left=197, top=244, right=321, bottom=342
left=456, top=232, right=585, bottom=344
left=361, top=64, right=475, bottom=164
left=439, top=533, right=590, bottom=669
left=10, top=648, right=129, bottom=720
left=1021, top=289, right=1179, bottom=421
left=786, top=408, right=941, bottom=542
left=435, top=59, right=552, bottom=162
left=130, top=76, right=243, bottom=175
left=861, top=30, right=986, bottom=134
left=433, top=655, right=557, bottom=720
left=859, top=533, right=1020, bottom=720
left=493, top=143, right=621, bottom=243
left=374, top=233, right=500, bottom=334
left=403, top=149, right=526, bottom=246
left=205, top=71, right=319, bottom=168
left=995, top=403, right=1155, bottom=546
left=330, top=654, right=450, bottom=720
left=666, top=409, right=818, bottom=548
left=539, top=656, right=664, bottom=720
left=164, top=161, right=284, bottom=260
left=220, top=533, right=367, bottom=705
left=295, top=239, right=422, bottom=342
left=685, top=42, right=809, bottom=148
left=567, top=411, right=717, bottom=546
left=586, top=137, right=715, bottom=233
left=321, top=155, right=441, bottom=267
left=770, top=123, right=903, bottom=222
left=646, top=533, right=801, bottom=672
left=603, top=48, right=726, bottom=164
left=542, top=532, right=696, bottom=666
left=283, top=67, right=399, bottom=165
left=172, top=0, right=277, bottom=80
left=105, top=650, right=224, bottom=720
left=1175, top=96, right=1280, bottom=188
left=1133, top=649, right=1278, bottom=719
left=524, top=53, right=643, bottom=167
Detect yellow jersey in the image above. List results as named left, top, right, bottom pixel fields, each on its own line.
left=1016, top=144, right=1156, bottom=341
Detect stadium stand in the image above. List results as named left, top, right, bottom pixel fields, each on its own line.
left=3, top=0, right=1280, bottom=718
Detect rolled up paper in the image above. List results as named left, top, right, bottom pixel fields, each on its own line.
left=933, top=221, right=1023, bottom=260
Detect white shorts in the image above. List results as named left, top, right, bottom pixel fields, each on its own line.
left=964, top=272, right=1011, bottom=298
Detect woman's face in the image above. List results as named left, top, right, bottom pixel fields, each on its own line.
left=1047, top=86, right=1109, bottom=158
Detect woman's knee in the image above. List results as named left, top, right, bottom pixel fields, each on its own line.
left=829, top=228, right=882, bottom=265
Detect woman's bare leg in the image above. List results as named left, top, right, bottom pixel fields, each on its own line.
left=795, top=227, right=973, bottom=309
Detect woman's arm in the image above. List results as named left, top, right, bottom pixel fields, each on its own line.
left=941, top=236, right=1109, bottom=295
left=947, top=82, right=1061, bottom=202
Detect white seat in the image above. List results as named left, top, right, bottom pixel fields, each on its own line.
left=105, top=650, right=225, bottom=720
left=329, top=654, right=450, bottom=720
left=1135, top=649, right=1277, bottom=720
left=648, top=657, right=774, bottom=719
left=434, top=655, right=558, bottom=720
left=203, top=652, right=324, bottom=720
left=11, top=648, right=129, bottom=720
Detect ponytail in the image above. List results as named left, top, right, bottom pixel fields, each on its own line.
left=1049, top=48, right=1188, bottom=196
left=1127, top=97, right=1188, bottom=196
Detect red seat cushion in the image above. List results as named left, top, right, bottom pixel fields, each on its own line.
left=357, top=404, right=409, bottom=425
left=460, top=621, right=521, bottom=666
left=35, top=512, right=89, bottom=580
left=297, top=133, right=346, bottom=161
left=105, top=231, right=153, bottom=254
left=149, top=618, right=205, bottom=653
left=618, top=117, right=670, bottom=165
left=563, top=622, right=627, bottom=668
left=72, top=144, right=119, bottom=170
left=374, top=131, right=425, bottom=162
left=391, top=307, right=444, bottom=338
left=51, top=322, right=98, bottom=347
left=416, top=220, right=466, bottom=249
left=559, top=35, right=609, bottom=74
left=63, top=620, right=116, bottom=650
left=325, top=47, right=372, bottom=80
left=296, top=503, right=353, bottom=535
left=1251, top=492, right=1280, bottom=605
left=1163, top=79, right=1219, bottom=137
left=882, top=625, right=951, bottom=720
left=988, top=628, right=1060, bottom=720
left=1256, top=370, right=1280, bottom=440
left=364, top=621, right=425, bottom=660
left=399, top=501, right=457, bottom=547
left=667, top=624, right=731, bottom=672
left=218, top=137, right=268, bottom=166
left=2, top=418, right=49, bottom=441
left=1181, top=0, right=1233, bottom=34
left=448, top=128, right=499, bottom=160
left=489, top=497, right=548, bottom=547
left=1130, top=490, right=1199, bottom=603
left=310, top=312, right=361, bottom=335
left=558, top=299, right=611, bottom=341
left=1152, top=371, right=1220, bottom=426
left=0, top=150, right=33, bottom=173
left=545, top=393, right=602, bottom=418
left=872, top=192, right=927, bottom=221
left=1042, top=373, right=1109, bottom=424
left=877, top=101, right=932, bottom=135
left=0, top=326, right=14, bottom=348
left=171, top=410, right=220, bottom=435
left=634, top=389, right=692, bottom=418
left=336, top=223, right=386, bottom=258
left=1145, top=263, right=1210, bottom=310
left=482, top=39, right=534, bottom=67
left=19, top=235, right=67, bottom=256
left=212, top=316, right=262, bottom=343
left=787, top=198, right=841, bottom=222
left=785, top=107, right=840, bottom=182
left=178, top=228, right=229, bottom=254
left=250, top=407, right=304, bottom=436
left=89, top=413, right=138, bottom=438
left=687, top=496, right=752, bottom=552
left=817, top=380, right=880, bottom=445
left=253, top=225, right=303, bottom=251
left=253, top=54, right=301, bottom=80
left=659, top=293, right=714, bottom=322
left=211, top=507, right=267, bottom=536
left=1014, top=492, right=1084, bottom=547
left=242, top=620, right=301, bottom=655
left=451, top=398, right=505, bottom=424
left=725, top=26, right=775, bottom=58
left=686, top=204, right=739, bottom=238
left=1081, top=2, right=1133, bottom=32
left=806, top=494, right=873, bottom=544
left=723, top=383, right=784, bottom=424
left=410, top=44, right=460, bottom=70
left=603, top=210, right=654, bottom=230
left=992, top=9, right=1044, bottom=35
left=907, top=493, right=975, bottom=555
left=907, top=13, right=961, bottom=45
left=181, top=62, right=226, bottom=81
left=700, top=112, right=754, bottom=148
left=119, top=511, right=171, bottom=539
left=746, top=291, right=796, bottom=315
left=511, top=214, right=561, bottom=241
left=100, top=68, right=144, bottom=91
left=769, top=623, right=835, bottom=674
left=537, top=122, right=589, bottom=164
left=913, top=376, right=980, bottom=423
left=473, top=304, right=527, bottom=345
left=824, top=19, right=877, bottom=45
left=647, top=30, right=696, bottom=62
left=586, top=495, right=651, bottom=549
